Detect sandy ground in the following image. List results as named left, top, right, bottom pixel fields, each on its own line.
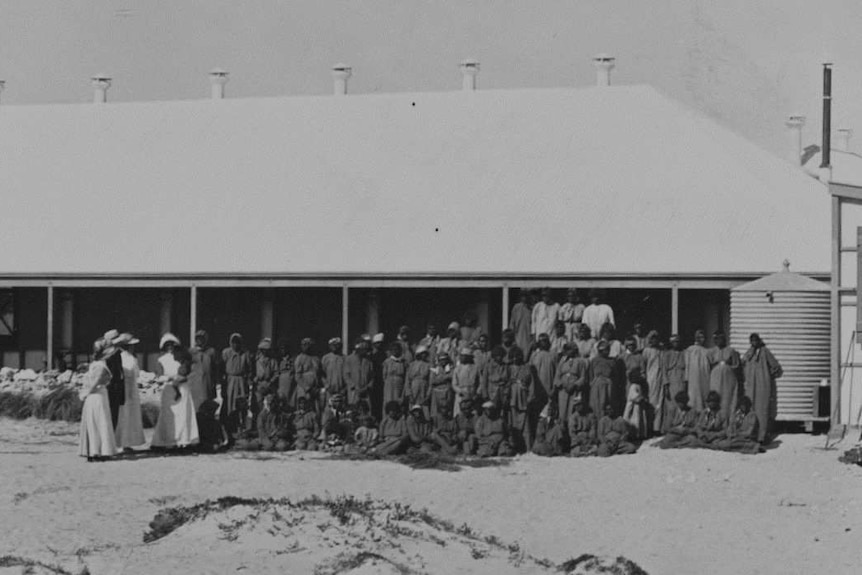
left=1, top=417, right=861, bottom=575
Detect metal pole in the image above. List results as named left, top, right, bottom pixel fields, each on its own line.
left=821, top=64, right=832, bottom=169
left=831, top=195, right=841, bottom=424
left=342, top=285, right=349, bottom=355
left=502, top=284, right=510, bottom=330
left=189, top=285, right=198, bottom=347
left=46, top=285, right=54, bottom=370
left=671, top=285, right=679, bottom=335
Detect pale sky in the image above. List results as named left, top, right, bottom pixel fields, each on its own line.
left=1, top=0, right=861, bottom=157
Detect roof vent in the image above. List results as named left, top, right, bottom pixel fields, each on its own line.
left=592, top=54, right=615, bottom=87
left=785, top=115, right=806, bottom=165
left=91, top=74, right=111, bottom=104
left=331, top=63, right=352, bottom=96
left=460, top=59, right=480, bottom=91
left=209, top=68, right=229, bottom=100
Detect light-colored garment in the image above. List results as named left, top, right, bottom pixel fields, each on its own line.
left=589, top=339, right=623, bottom=359
left=157, top=352, right=180, bottom=378
left=558, top=302, right=585, bottom=340
left=582, top=304, right=615, bottom=340
left=708, top=346, right=741, bottom=421
left=115, top=350, right=145, bottom=448
left=509, top=302, right=532, bottom=356
left=79, top=361, right=118, bottom=458
left=531, top=301, right=561, bottom=338
left=150, top=375, right=200, bottom=447
left=685, top=345, right=711, bottom=412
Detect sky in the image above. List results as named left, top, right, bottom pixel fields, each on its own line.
left=1, top=0, right=862, bottom=158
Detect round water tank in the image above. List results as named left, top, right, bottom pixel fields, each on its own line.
left=730, top=263, right=830, bottom=422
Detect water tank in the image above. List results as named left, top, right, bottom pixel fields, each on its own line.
left=730, top=262, right=830, bottom=422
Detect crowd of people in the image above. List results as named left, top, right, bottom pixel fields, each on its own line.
left=77, top=288, right=784, bottom=462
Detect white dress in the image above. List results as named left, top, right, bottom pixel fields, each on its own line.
left=150, top=374, right=200, bottom=448
left=115, top=350, right=146, bottom=448
left=79, top=361, right=118, bottom=458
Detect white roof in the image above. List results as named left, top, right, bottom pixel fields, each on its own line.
left=0, top=85, right=830, bottom=277
left=803, top=148, right=862, bottom=188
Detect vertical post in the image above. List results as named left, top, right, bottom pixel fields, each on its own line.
left=476, top=289, right=490, bottom=337
left=260, top=288, right=275, bottom=340
left=671, top=285, right=679, bottom=335
left=366, top=289, right=380, bottom=336
left=342, top=285, right=350, bottom=355
left=189, top=285, right=198, bottom=347
left=46, top=285, right=54, bottom=370
left=159, top=290, right=174, bottom=335
left=59, top=289, right=74, bottom=352
left=831, top=194, right=841, bottom=425
left=502, top=285, right=510, bottom=330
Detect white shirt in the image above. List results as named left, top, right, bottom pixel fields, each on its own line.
left=531, top=301, right=561, bottom=338
left=582, top=304, right=615, bottom=340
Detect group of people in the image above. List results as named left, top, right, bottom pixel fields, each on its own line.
left=77, top=288, right=784, bottom=461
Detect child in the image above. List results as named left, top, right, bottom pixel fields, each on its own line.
left=196, top=399, right=228, bottom=452
left=684, top=390, right=727, bottom=449
left=475, top=401, right=512, bottom=458
left=455, top=398, right=478, bottom=455
left=257, top=393, right=292, bottom=452
left=292, top=396, right=319, bottom=451
left=508, top=347, right=535, bottom=453
left=622, top=370, right=649, bottom=441
left=568, top=399, right=597, bottom=457
left=405, top=345, right=431, bottom=414
left=431, top=407, right=460, bottom=455
left=406, top=405, right=438, bottom=452
left=352, top=402, right=379, bottom=452
left=382, top=341, right=407, bottom=406
left=715, top=396, right=761, bottom=454
left=532, top=401, right=569, bottom=457
left=374, top=400, right=409, bottom=456
left=596, top=403, right=637, bottom=457
left=657, top=391, right=699, bottom=449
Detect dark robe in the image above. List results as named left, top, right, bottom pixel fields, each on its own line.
left=588, top=356, right=624, bottom=415
left=657, top=404, right=699, bottom=448
left=455, top=411, right=478, bottom=454
left=257, top=408, right=291, bottom=451
left=480, top=360, right=510, bottom=409
left=376, top=415, right=409, bottom=455
left=661, top=349, right=687, bottom=399
left=293, top=353, right=321, bottom=408
left=554, top=356, right=589, bottom=421
left=276, top=355, right=295, bottom=402
left=221, top=348, right=251, bottom=417
left=432, top=413, right=459, bottom=450
left=406, top=414, right=437, bottom=451
left=529, top=348, right=556, bottom=407
left=428, top=367, right=454, bottom=418
left=344, top=353, right=374, bottom=408
left=682, top=408, right=727, bottom=448
left=508, top=364, right=535, bottom=451
left=475, top=414, right=509, bottom=457
left=568, top=410, right=598, bottom=452
left=596, top=415, right=637, bottom=456
left=742, top=345, right=783, bottom=443
left=382, top=356, right=408, bottom=405
left=452, top=363, right=480, bottom=416
left=292, top=410, right=319, bottom=450
left=189, top=345, right=219, bottom=410
left=532, top=418, right=569, bottom=456
left=708, top=346, right=741, bottom=421
left=715, top=410, right=760, bottom=453
left=620, top=350, right=647, bottom=396
left=105, top=351, right=125, bottom=429
left=321, top=352, right=346, bottom=398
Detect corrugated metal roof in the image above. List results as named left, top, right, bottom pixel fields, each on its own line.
left=732, top=263, right=830, bottom=292
left=0, top=85, right=830, bottom=277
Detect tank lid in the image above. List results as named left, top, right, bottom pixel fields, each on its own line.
left=732, top=260, right=830, bottom=292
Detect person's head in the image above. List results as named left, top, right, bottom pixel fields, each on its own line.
left=437, top=351, right=451, bottom=367
left=564, top=342, right=578, bottom=358
left=297, top=396, right=309, bottom=413
left=509, top=346, right=525, bottom=365
left=113, top=332, right=139, bottom=352
left=706, top=390, right=721, bottom=411
left=537, top=333, right=551, bottom=351
left=596, top=340, right=610, bottom=358
left=566, top=288, right=578, bottom=304
left=633, top=323, right=644, bottom=337
left=491, top=345, right=506, bottom=363
left=713, top=331, right=727, bottom=348
left=300, top=337, right=314, bottom=354
left=624, top=336, right=637, bottom=353
left=161, top=332, right=180, bottom=354
left=476, top=333, right=489, bottom=351
left=599, top=323, right=615, bottom=341
left=674, top=390, right=690, bottom=410
left=174, top=348, right=193, bottom=377
left=398, top=325, right=410, bottom=340
left=669, top=334, right=682, bottom=351
left=541, top=287, right=553, bottom=304
left=749, top=333, right=763, bottom=348
left=389, top=341, right=402, bottom=358
left=385, top=400, right=402, bottom=419
left=554, top=320, right=566, bottom=337
left=590, top=290, right=601, bottom=305
left=229, top=332, right=242, bottom=352
left=647, top=330, right=660, bottom=348
left=737, top=395, right=752, bottom=414
left=354, top=339, right=369, bottom=357
left=518, top=288, right=529, bottom=303
left=578, top=324, right=592, bottom=340
left=694, top=329, right=706, bottom=346
left=426, top=323, right=438, bottom=337
left=194, top=330, right=209, bottom=348
left=446, top=322, right=460, bottom=338
left=415, top=345, right=429, bottom=362
left=575, top=399, right=589, bottom=415
left=501, top=328, right=515, bottom=346
left=603, top=402, right=616, bottom=418
left=328, top=337, right=342, bottom=353
left=463, top=311, right=478, bottom=328
left=409, top=405, right=424, bottom=421
left=482, top=401, right=499, bottom=419
left=258, top=338, right=273, bottom=356
left=459, top=348, right=475, bottom=364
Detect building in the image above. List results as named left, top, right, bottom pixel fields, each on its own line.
left=0, top=59, right=829, bottom=378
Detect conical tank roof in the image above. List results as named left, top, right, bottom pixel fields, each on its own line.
left=732, top=260, right=829, bottom=292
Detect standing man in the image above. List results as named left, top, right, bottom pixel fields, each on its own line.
left=742, top=333, right=783, bottom=444
left=320, top=337, right=346, bottom=409
left=582, top=291, right=615, bottom=343
left=102, top=329, right=125, bottom=429
left=558, top=288, right=585, bottom=341
left=189, top=329, right=220, bottom=410
left=417, top=324, right=441, bottom=366
left=251, top=338, right=279, bottom=430
left=344, top=339, right=374, bottom=411
left=222, top=333, right=252, bottom=439
left=509, top=289, right=533, bottom=358
left=275, top=338, right=295, bottom=403
left=294, top=337, right=322, bottom=412
left=531, top=288, right=561, bottom=341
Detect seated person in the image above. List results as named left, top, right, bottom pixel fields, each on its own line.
left=257, top=393, right=292, bottom=452
left=657, top=391, right=699, bottom=449
left=596, top=403, right=638, bottom=457
left=196, top=399, right=228, bottom=452
left=374, top=400, right=409, bottom=456
left=681, top=390, right=727, bottom=449
left=292, top=396, right=319, bottom=451
left=714, top=396, right=761, bottom=454
left=431, top=408, right=460, bottom=455
left=568, top=398, right=598, bottom=457
left=622, top=368, right=649, bottom=441
left=475, top=401, right=512, bottom=458
left=352, top=401, right=379, bottom=451
left=455, top=398, right=479, bottom=455
left=406, top=404, right=439, bottom=452
left=320, top=393, right=349, bottom=448
left=532, top=401, right=570, bottom=457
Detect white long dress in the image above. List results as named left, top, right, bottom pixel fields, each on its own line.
left=115, top=350, right=146, bottom=448
left=79, top=361, right=118, bottom=458
left=150, top=374, right=200, bottom=448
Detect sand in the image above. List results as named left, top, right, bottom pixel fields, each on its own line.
left=1, top=417, right=861, bottom=574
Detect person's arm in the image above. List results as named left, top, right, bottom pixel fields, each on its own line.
left=607, top=306, right=615, bottom=328
left=765, top=348, right=783, bottom=379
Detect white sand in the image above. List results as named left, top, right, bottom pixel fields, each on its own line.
left=1, top=417, right=861, bottom=574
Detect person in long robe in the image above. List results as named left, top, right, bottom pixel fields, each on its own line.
left=708, top=331, right=741, bottom=421
left=189, top=330, right=220, bottom=411
left=632, top=323, right=647, bottom=352
left=742, top=333, right=783, bottom=443
left=370, top=333, right=388, bottom=418
left=151, top=348, right=200, bottom=449
left=588, top=340, right=625, bottom=417
left=685, top=329, right=711, bottom=412
left=275, top=339, right=295, bottom=403
left=196, top=399, right=227, bottom=452
left=529, top=334, right=556, bottom=426
left=114, top=333, right=145, bottom=450
left=460, top=312, right=484, bottom=348
left=320, top=337, right=345, bottom=408
left=417, top=324, right=441, bottom=366
left=479, top=346, right=510, bottom=409
left=475, top=402, right=512, bottom=457
left=221, top=333, right=252, bottom=438
left=293, top=337, right=322, bottom=412
left=501, top=328, right=518, bottom=360
left=549, top=320, right=570, bottom=358
left=251, top=338, right=279, bottom=430
left=79, top=339, right=118, bottom=461
left=374, top=401, right=409, bottom=456
left=658, top=334, right=686, bottom=433
left=508, top=347, right=536, bottom=452
left=680, top=391, right=727, bottom=449
left=156, top=333, right=181, bottom=377
left=532, top=401, right=569, bottom=457
left=714, top=395, right=761, bottom=453
left=558, top=288, right=585, bottom=341
left=582, top=291, right=615, bottom=342
left=396, top=325, right=414, bottom=364
left=596, top=403, right=637, bottom=457
left=428, top=353, right=455, bottom=418
left=642, top=330, right=665, bottom=435
left=102, top=329, right=125, bottom=430
left=657, top=391, right=699, bottom=448
left=473, top=334, right=491, bottom=375
left=452, top=348, right=480, bottom=416
left=405, top=345, right=431, bottom=414
left=574, top=323, right=596, bottom=361
left=455, top=398, right=479, bottom=454
left=292, top=396, right=319, bottom=450
left=437, top=322, right=462, bottom=368
left=622, top=374, right=649, bottom=441
left=553, top=343, right=589, bottom=421
left=344, top=340, right=374, bottom=411
left=532, top=288, right=561, bottom=341
left=509, top=289, right=533, bottom=358
left=568, top=399, right=598, bottom=457
left=382, top=341, right=408, bottom=406
left=406, top=405, right=439, bottom=452
left=619, top=336, right=647, bottom=398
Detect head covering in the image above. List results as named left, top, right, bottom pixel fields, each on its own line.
left=103, top=329, right=119, bottom=342
left=596, top=340, right=610, bottom=351
left=360, top=333, right=372, bottom=342
left=447, top=321, right=460, bottom=331
left=669, top=334, right=680, bottom=342
left=159, top=332, right=181, bottom=350
left=328, top=337, right=342, bottom=346
left=414, top=344, right=429, bottom=356
left=398, top=325, right=410, bottom=334
left=482, top=401, right=495, bottom=409
left=410, top=404, right=423, bottom=413
left=113, top=332, right=140, bottom=346
left=258, top=338, right=272, bottom=350
left=301, top=337, right=314, bottom=346
left=372, top=333, right=385, bottom=343
left=459, top=347, right=474, bottom=357
left=195, top=330, right=209, bottom=342
left=229, top=332, right=243, bottom=344
left=94, top=338, right=118, bottom=360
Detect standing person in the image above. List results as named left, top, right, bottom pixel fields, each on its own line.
left=619, top=336, right=647, bottom=397
left=114, top=333, right=145, bottom=451
left=405, top=345, right=431, bottom=414
left=632, top=323, right=647, bottom=352
left=588, top=340, right=625, bottom=417
left=452, top=348, right=480, bottom=416
left=662, top=335, right=687, bottom=401
left=294, top=337, right=322, bottom=411
left=549, top=320, right=569, bottom=358
left=428, top=352, right=455, bottom=418
left=455, top=398, right=479, bottom=455
left=251, top=338, right=279, bottom=430
left=709, top=331, right=742, bottom=421
left=382, top=341, right=408, bottom=407
left=509, top=289, right=533, bottom=358
left=344, top=339, right=374, bottom=411
left=532, top=288, right=561, bottom=341
left=643, top=330, right=665, bottom=435
left=685, top=329, right=711, bottom=412
left=592, top=323, right=623, bottom=359
left=156, top=333, right=182, bottom=377
left=574, top=324, right=596, bottom=360
left=554, top=343, right=589, bottom=422
left=275, top=338, right=295, bottom=403
left=396, top=325, right=414, bottom=363
left=479, top=346, right=510, bottom=410
left=558, top=288, right=585, bottom=341
left=151, top=348, right=200, bottom=450
left=742, top=333, right=783, bottom=443
left=79, top=339, right=118, bottom=462
left=102, top=329, right=125, bottom=430
left=189, top=330, right=220, bottom=410
left=222, top=333, right=252, bottom=439
left=320, top=337, right=346, bottom=408
left=460, top=311, right=483, bottom=347
left=417, top=324, right=441, bottom=366
left=472, top=334, right=491, bottom=374
left=582, top=291, right=615, bottom=342
left=370, top=333, right=387, bottom=418
left=437, top=322, right=461, bottom=367
left=508, top=347, right=535, bottom=451
left=500, top=328, right=518, bottom=359
left=529, top=334, right=556, bottom=430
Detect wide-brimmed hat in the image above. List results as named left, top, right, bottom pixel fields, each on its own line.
left=159, top=332, right=181, bottom=350
left=112, top=332, right=140, bottom=346
left=93, top=338, right=118, bottom=360
left=258, top=338, right=272, bottom=350
left=447, top=321, right=460, bottom=331
left=328, top=337, right=342, bottom=346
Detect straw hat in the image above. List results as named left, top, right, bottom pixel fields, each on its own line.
left=159, top=332, right=181, bottom=350
left=112, top=332, right=140, bottom=346
left=372, top=333, right=385, bottom=343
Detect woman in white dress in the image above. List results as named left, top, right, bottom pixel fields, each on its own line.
left=79, top=339, right=118, bottom=462
left=151, top=347, right=200, bottom=450
left=156, top=332, right=181, bottom=377
left=114, top=332, right=146, bottom=451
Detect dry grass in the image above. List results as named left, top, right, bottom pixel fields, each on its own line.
left=326, top=449, right=513, bottom=472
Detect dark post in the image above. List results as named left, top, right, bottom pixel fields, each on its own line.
left=821, top=63, right=832, bottom=169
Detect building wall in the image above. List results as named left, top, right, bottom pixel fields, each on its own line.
left=837, top=196, right=862, bottom=425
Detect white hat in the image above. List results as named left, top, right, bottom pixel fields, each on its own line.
left=103, top=329, right=119, bottom=342
left=372, top=333, right=385, bottom=343
left=159, top=332, right=181, bottom=350
left=113, top=332, right=140, bottom=346
left=415, top=344, right=429, bottom=356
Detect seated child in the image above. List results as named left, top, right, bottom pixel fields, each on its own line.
left=431, top=408, right=460, bottom=455
left=714, top=395, right=761, bottom=454
left=657, top=391, right=699, bottom=449
left=374, top=400, right=409, bottom=456
left=568, top=399, right=598, bottom=457
left=475, top=401, right=512, bottom=458
left=292, top=396, right=319, bottom=451
left=196, top=399, right=228, bottom=452
left=596, top=403, right=638, bottom=457
left=532, top=401, right=570, bottom=457
left=455, top=398, right=478, bottom=455
left=352, top=401, right=380, bottom=451
left=622, top=374, right=649, bottom=441
left=406, top=404, right=439, bottom=452
left=320, top=393, right=349, bottom=448
left=681, top=390, right=727, bottom=449
left=257, top=393, right=292, bottom=452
